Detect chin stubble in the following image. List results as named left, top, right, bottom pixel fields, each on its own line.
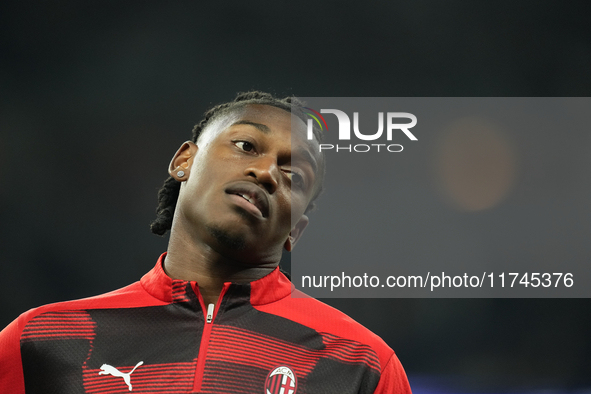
left=205, top=224, right=247, bottom=251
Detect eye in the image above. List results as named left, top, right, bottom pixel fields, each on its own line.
left=234, top=141, right=255, bottom=152
left=287, top=171, right=305, bottom=188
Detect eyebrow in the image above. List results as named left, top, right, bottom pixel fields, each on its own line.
left=231, top=120, right=270, bottom=134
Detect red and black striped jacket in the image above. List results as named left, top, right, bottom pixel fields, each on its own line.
left=0, top=253, right=411, bottom=393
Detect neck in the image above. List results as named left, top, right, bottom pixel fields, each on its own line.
left=164, top=224, right=279, bottom=306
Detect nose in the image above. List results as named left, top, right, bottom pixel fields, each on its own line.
left=244, top=156, right=279, bottom=194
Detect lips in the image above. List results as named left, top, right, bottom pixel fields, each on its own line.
left=225, top=182, right=270, bottom=218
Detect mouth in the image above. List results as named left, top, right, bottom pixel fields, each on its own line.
left=225, top=182, right=270, bottom=218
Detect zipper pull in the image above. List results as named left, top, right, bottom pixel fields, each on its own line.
left=206, top=303, right=215, bottom=323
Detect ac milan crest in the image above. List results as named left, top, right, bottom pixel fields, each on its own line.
left=264, top=366, right=297, bottom=394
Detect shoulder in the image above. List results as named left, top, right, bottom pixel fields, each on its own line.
left=2, top=279, right=165, bottom=340
left=0, top=280, right=159, bottom=393
left=254, top=289, right=394, bottom=365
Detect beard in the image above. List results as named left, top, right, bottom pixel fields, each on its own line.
left=205, top=224, right=247, bottom=251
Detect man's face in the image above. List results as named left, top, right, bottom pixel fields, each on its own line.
left=172, top=104, right=321, bottom=265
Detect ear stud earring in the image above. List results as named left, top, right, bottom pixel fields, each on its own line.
left=177, top=170, right=185, bottom=178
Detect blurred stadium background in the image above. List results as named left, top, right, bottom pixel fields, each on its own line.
left=1, top=1, right=590, bottom=392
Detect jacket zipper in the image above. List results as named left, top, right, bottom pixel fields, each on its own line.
left=192, top=285, right=229, bottom=392
left=205, top=303, right=215, bottom=323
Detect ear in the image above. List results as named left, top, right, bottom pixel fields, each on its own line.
left=283, top=215, right=309, bottom=252
left=169, top=141, right=198, bottom=181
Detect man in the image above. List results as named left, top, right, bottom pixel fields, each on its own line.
left=0, top=91, right=411, bottom=393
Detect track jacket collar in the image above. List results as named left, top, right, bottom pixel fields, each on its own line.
left=140, top=253, right=293, bottom=306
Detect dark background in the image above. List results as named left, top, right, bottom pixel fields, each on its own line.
left=1, top=1, right=590, bottom=392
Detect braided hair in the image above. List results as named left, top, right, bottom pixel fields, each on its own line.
left=150, top=91, right=324, bottom=237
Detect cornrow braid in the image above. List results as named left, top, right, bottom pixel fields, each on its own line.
left=150, top=91, right=324, bottom=237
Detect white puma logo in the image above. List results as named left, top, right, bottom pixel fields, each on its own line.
left=98, top=361, right=144, bottom=391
